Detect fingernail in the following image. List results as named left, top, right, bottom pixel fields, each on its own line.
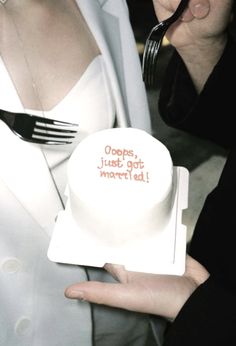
left=192, top=3, right=210, bottom=19
left=66, top=289, right=85, bottom=300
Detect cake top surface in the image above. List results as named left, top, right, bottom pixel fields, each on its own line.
left=68, top=127, right=173, bottom=208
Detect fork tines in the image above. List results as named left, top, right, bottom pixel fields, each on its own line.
left=0, top=109, right=79, bottom=145
left=32, top=116, right=78, bottom=145
left=142, top=33, right=163, bottom=88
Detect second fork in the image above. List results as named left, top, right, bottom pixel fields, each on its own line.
left=142, top=0, right=190, bottom=88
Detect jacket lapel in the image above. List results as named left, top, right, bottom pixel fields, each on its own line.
left=0, top=122, right=63, bottom=236
left=75, top=0, right=130, bottom=127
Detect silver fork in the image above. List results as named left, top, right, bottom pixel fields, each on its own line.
left=0, top=109, right=78, bottom=145
left=142, top=0, right=189, bottom=88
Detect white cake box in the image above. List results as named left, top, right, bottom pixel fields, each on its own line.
left=47, top=128, right=189, bottom=275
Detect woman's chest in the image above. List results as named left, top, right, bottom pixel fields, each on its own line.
left=0, top=0, right=100, bottom=111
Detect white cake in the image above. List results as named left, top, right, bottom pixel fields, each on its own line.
left=67, top=127, right=174, bottom=247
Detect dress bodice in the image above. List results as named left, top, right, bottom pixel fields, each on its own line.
left=0, top=54, right=116, bottom=201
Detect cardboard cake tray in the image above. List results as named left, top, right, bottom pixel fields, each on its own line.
left=48, top=166, right=189, bottom=275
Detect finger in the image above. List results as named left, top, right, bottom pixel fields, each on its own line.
left=104, top=263, right=129, bottom=283
left=181, top=8, right=195, bottom=22
left=186, top=255, right=210, bottom=285
left=189, top=0, right=210, bottom=19
left=64, top=281, right=151, bottom=314
left=181, top=0, right=210, bottom=22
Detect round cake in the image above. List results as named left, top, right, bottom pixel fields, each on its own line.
left=67, top=127, right=174, bottom=247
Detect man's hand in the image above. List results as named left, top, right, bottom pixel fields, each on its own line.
left=152, top=0, right=233, bottom=48
left=151, top=0, right=234, bottom=92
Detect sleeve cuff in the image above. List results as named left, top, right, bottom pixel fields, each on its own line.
left=164, top=277, right=236, bottom=346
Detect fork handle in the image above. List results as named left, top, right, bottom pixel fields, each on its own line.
left=167, top=0, right=190, bottom=25
left=0, top=109, right=15, bottom=127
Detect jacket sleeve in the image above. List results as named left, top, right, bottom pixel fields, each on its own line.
left=158, top=36, right=236, bottom=149
left=163, top=277, right=236, bottom=346
left=159, top=29, right=236, bottom=346
left=163, top=145, right=236, bottom=346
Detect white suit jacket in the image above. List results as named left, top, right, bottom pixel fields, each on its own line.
left=0, top=1, right=152, bottom=345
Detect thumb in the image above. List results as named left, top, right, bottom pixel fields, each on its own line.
left=190, top=0, right=210, bottom=19
left=64, top=281, right=149, bottom=313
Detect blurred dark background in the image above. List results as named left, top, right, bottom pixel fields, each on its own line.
left=126, top=0, right=157, bottom=43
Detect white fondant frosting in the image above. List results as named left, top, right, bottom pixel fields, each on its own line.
left=67, top=128, right=174, bottom=247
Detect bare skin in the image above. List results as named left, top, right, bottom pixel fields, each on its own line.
left=65, top=255, right=209, bottom=320
left=0, top=0, right=100, bottom=110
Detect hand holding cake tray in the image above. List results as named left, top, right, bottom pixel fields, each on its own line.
left=47, top=128, right=189, bottom=275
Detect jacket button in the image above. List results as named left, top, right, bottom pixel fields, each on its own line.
left=15, top=317, right=32, bottom=336
left=1, top=257, right=22, bottom=273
